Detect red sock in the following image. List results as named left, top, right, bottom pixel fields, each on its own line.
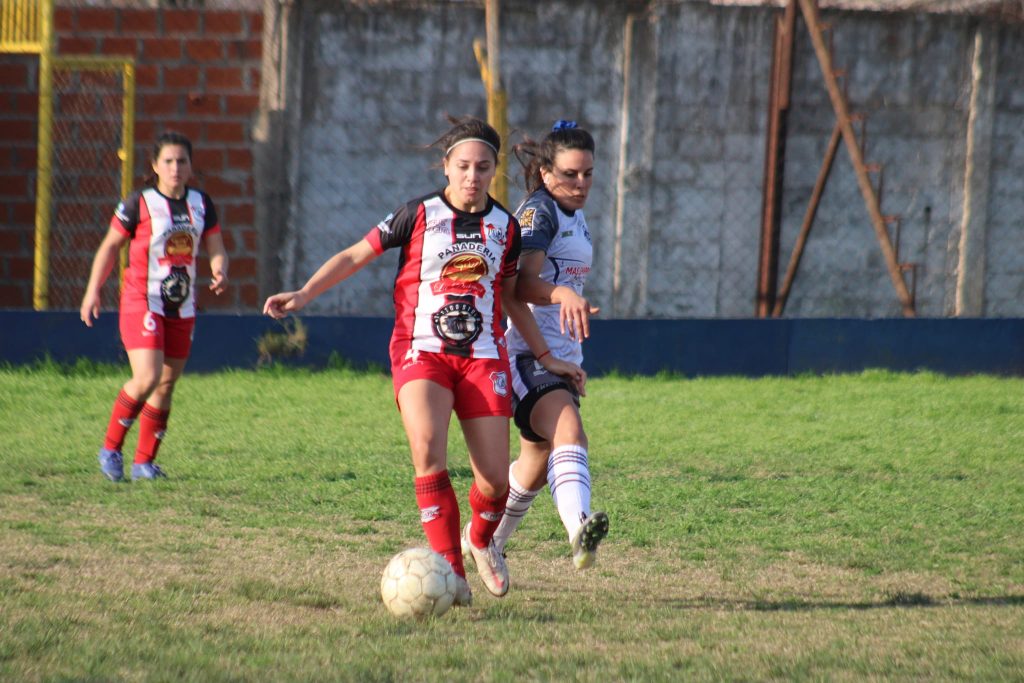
left=103, top=389, right=144, bottom=451
left=468, top=482, right=509, bottom=549
left=414, top=470, right=465, bottom=577
left=134, top=404, right=170, bottom=465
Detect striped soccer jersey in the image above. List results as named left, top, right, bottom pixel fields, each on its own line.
left=111, top=186, right=220, bottom=319
left=505, top=187, right=593, bottom=367
left=365, top=190, right=521, bottom=359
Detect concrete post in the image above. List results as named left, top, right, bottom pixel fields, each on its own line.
left=253, top=0, right=300, bottom=301
left=955, top=22, right=997, bottom=317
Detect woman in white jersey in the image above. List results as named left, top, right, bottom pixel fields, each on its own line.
left=491, top=120, right=609, bottom=570
left=81, top=131, right=229, bottom=482
left=263, top=117, right=585, bottom=604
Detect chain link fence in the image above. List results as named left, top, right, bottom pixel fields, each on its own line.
left=2, top=0, right=1021, bottom=318
left=45, top=59, right=131, bottom=309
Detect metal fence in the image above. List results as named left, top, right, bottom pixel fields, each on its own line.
left=2, top=0, right=1022, bottom=318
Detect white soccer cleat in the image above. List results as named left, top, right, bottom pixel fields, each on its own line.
left=571, top=511, right=609, bottom=570
left=462, top=523, right=509, bottom=597
left=453, top=574, right=472, bottom=607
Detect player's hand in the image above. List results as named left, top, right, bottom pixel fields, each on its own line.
left=541, top=355, right=588, bottom=397
left=209, top=271, right=228, bottom=295
left=80, top=293, right=101, bottom=328
left=263, top=290, right=307, bottom=319
left=553, top=286, right=599, bottom=341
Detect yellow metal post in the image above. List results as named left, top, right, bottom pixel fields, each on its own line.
left=0, top=0, right=42, bottom=53
left=119, top=60, right=136, bottom=278
left=474, top=0, right=508, bottom=207
left=32, top=0, right=54, bottom=310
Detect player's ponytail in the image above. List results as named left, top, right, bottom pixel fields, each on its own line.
left=514, top=120, right=595, bottom=194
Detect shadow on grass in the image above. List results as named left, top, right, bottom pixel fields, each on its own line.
left=658, top=594, right=1024, bottom=612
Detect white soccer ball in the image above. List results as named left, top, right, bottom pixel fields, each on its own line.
left=380, top=547, right=457, bottom=619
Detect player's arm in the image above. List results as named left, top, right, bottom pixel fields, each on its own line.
left=204, top=230, right=229, bottom=295
left=515, top=249, right=598, bottom=341
left=503, top=274, right=587, bottom=395
left=80, top=226, right=129, bottom=327
left=263, top=238, right=379, bottom=319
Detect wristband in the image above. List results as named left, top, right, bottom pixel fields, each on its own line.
left=537, top=349, right=551, bottom=362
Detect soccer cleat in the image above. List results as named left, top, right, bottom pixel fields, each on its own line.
left=462, top=523, right=509, bottom=597
left=131, top=462, right=167, bottom=481
left=571, top=511, right=610, bottom=570
left=98, top=448, right=124, bottom=482
left=453, top=574, right=472, bottom=607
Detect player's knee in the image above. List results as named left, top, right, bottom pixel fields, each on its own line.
left=553, top=417, right=587, bottom=449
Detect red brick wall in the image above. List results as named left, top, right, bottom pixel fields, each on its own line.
left=0, top=5, right=262, bottom=311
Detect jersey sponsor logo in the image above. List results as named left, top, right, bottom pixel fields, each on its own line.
left=519, top=208, right=535, bottom=229
left=431, top=254, right=488, bottom=298
left=158, top=231, right=195, bottom=268
left=437, top=241, right=497, bottom=263
left=425, top=217, right=449, bottom=235
left=456, top=231, right=481, bottom=240
left=161, top=267, right=191, bottom=305
left=490, top=370, right=509, bottom=397
left=419, top=505, right=441, bottom=523
left=561, top=230, right=573, bottom=238
left=485, top=223, right=506, bottom=245
left=432, top=299, right=484, bottom=347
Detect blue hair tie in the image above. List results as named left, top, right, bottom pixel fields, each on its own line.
left=552, top=119, right=578, bottom=132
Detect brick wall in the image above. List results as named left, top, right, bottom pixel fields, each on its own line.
left=0, top=4, right=262, bottom=311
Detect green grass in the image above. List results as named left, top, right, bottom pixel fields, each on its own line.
left=1, top=363, right=1022, bottom=681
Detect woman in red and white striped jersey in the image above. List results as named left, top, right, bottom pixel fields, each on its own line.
left=80, top=131, right=228, bottom=483
left=263, top=116, right=584, bottom=604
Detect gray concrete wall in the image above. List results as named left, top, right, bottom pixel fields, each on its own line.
left=259, top=0, right=1024, bottom=318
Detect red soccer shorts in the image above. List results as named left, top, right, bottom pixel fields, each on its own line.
left=119, top=309, right=195, bottom=359
left=390, top=346, right=513, bottom=419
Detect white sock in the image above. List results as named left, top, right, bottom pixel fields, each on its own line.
left=547, top=444, right=591, bottom=542
left=491, top=462, right=541, bottom=552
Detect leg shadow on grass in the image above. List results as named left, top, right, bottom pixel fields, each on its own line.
left=656, top=593, right=1024, bottom=611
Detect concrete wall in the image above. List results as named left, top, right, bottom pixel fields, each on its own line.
left=260, top=0, right=1023, bottom=319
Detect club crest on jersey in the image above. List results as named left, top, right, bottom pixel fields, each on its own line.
left=432, top=300, right=483, bottom=347
left=485, top=223, right=506, bottom=245
left=158, top=231, right=195, bottom=268
left=519, top=208, right=535, bottom=230
left=431, top=254, right=488, bottom=298
left=490, top=371, right=509, bottom=397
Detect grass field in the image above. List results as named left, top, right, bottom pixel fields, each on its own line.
left=1, top=362, right=1022, bottom=682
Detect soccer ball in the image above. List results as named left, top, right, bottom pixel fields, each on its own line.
left=380, top=547, right=458, bottom=619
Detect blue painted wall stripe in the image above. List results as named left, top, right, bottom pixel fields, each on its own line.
left=1, top=311, right=1021, bottom=376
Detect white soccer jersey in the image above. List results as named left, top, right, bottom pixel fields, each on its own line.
left=111, top=186, right=220, bottom=319
left=365, top=190, right=521, bottom=359
left=505, top=187, right=593, bottom=368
